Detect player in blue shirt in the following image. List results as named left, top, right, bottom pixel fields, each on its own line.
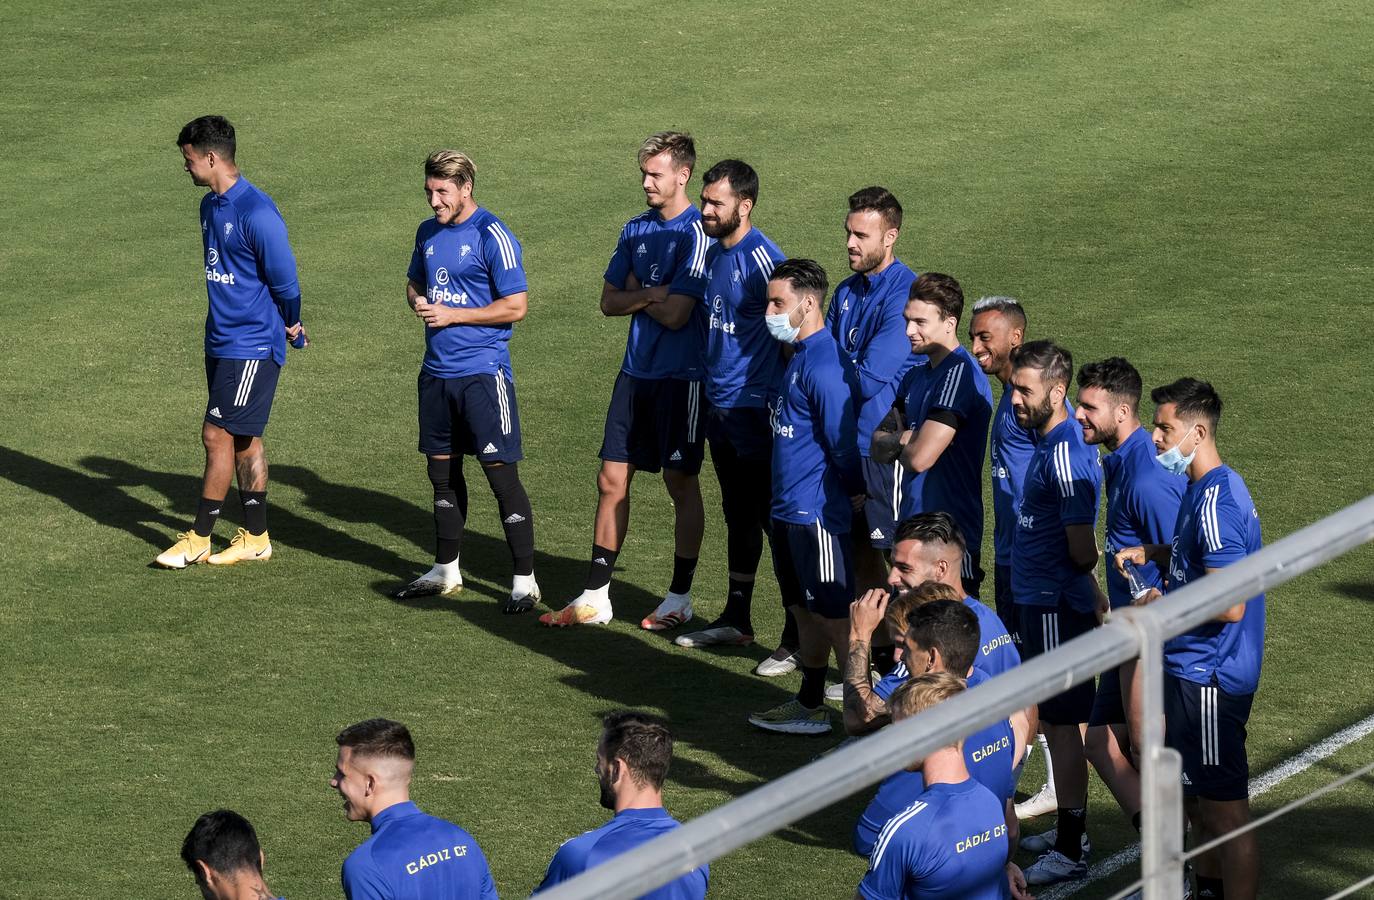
left=331, top=719, right=497, bottom=900
left=156, top=116, right=306, bottom=570
left=852, top=600, right=1028, bottom=864
left=1116, top=378, right=1264, bottom=900
left=746, top=260, right=866, bottom=736
left=181, top=809, right=284, bottom=900
left=1069, top=358, right=1186, bottom=846
left=845, top=513, right=1023, bottom=737
left=543, top=133, right=712, bottom=631
left=668, top=160, right=800, bottom=667
left=391, top=150, right=539, bottom=612
left=857, top=672, right=1025, bottom=900
left=872, top=274, right=993, bottom=596
left=536, top=710, right=708, bottom=898
left=1008, top=341, right=1107, bottom=886
left=827, top=188, right=920, bottom=595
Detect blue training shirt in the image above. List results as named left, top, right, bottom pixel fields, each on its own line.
left=1011, top=416, right=1102, bottom=613
left=199, top=176, right=301, bottom=366
left=607, top=205, right=711, bottom=381
left=827, top=260, right=920, bottom=458
left=683, top=227, right=787, bottom=408
left=895, top=345, right=994, bottom=550
left=341, top=801, right=497, bottom=900
left=407, top=207, right=528, bottom=379
left=988, top=388, right=1035, bottom=567
left=873, top=597, right=1019, bottom=702
left=1102, top=427, right=1186, bottom=608
left=536, top=807, right=708, bottom=899
left=858, top=779, right=1009, bottom=899
left=1163, top=465, right=1266, bottom=695
left=771, top=328, right=865, bottom=533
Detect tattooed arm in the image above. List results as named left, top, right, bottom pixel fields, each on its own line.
left=844, top=589, right=893, bottom=735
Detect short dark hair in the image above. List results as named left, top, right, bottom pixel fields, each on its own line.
left=1077, top=357, right=1143, bottom=411
left=601, top=710, right=674, bottom=790
left=702, top=159, right=758, bottom=204
left=848, top=186, right=903, bottom=231
left=770, top=258, right=828, bottom=302
left=970, top=295, right=1027, bottom=331
left=1151, top=377, right=1223, bottom=433
left=177, top=115, right=236, bottom=160
left=336, top=718, right=416, bottom=761
left=1011, top=339, right=1074, bottom=390
left=894, top=511, right=966, bottom=554
left=181, top=810, right=262, bottom=883
left=908, top=273, right=964, bottom=323
left=905, top=599, right=980, bottom=675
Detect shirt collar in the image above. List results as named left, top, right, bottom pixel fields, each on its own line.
left=218, top=176, right=249, bottom=202
left=614, top=807, right=671, bottom=821
left=370, top=800, right=421, bottom=833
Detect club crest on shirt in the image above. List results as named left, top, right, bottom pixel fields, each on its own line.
left=224, top=222, right=233, bottom=236
left=667, top=241, right=677, bottom=253
left=732, top=268, right=741, bottom=282
left=461, top=244, right=471, bottom=257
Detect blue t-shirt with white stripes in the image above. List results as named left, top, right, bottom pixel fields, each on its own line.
left=895, top=345, right=994, bottom=549
left=1011, top=416, right=1102, bottom=612
left=683, top=227, right=786, bottom=408
left=1102, top=427, right=1187, bottom=608
left=606, top=205, right=711, bottom=381
left=407, top=206, right=527, bottom=379
left=199, top=176, right=301, bottom=366
left=858, top=779, right=1008, bottom=899
left=341, top=801, right=497, bottom=900
left=535, top=807, right=708, bottom=898
left=1163, top=465, right=1265, bottom=695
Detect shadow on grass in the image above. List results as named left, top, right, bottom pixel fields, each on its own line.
left=1331, top=580, right=1374, bottom=604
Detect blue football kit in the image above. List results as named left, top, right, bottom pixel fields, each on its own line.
left=408, top=207, right=528, bottom=461
left=1162, top=464, right=1265, bottom=800
left=198, top=176, right=301, bottom=436
left=858, top=779, right=1010, bottom=900
left=988, top=389, right=1035, bottom=569
left=770, top=328, right=864, bottom=617
left=873, top=596, right=1019, bottom=701
left=895, top=345, right=994, bottom=584
left=341, top=802, right=497, bottom=900
left=536, top=807, right=708, bottom=899
left=827, top=259, right=920, bottom=547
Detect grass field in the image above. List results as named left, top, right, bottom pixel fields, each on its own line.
left=3, top=0, right=1374, bottom=896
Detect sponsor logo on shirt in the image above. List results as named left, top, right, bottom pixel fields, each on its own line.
left=709, top=296, right=735, bottom=334
left=436, top=266, right=450, bottom=285
left=846, top=327, right=859, bottom=350
left=207, top=248, right=220, bottom=266
left=1017, top=512, right=1035, bottom=530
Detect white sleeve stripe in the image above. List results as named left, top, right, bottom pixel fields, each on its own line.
left=751, top=245, right=776, bottom=277
left=938, top=362, right=964, bottom=408
left=486, top=223, right=518, bottom=270
left=1054, top=441, right=1074, bottom=498
left=871, top=800, right=928, bottom=869
left=689, top=221, right=708, bottom=277
left=1202, top=485, right=1224, bottom=553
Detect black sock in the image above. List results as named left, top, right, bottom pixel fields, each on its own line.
left=1054, top=807, right=1087, bottom=861
left=240, top=491, right=267, bottom=536
left=871, top=644, right=897, bottom=676
left=483, top=463, right=534, bottom=576
left=798, top=665, right=827, bottom=708
left=1131, top=811, right=1142, bottom=833
left=427, top=457, right=467, bottom=565
left=720, top=577, right=755, bottom=633
left=193, top=497, right=223, bottom=537
left=586, top=544, right=618, bottom=591
left=1196, top=876, right=1223, bottom=899
left=780, top=606, right=800, bottom=651
left=669, top=554, right=698, bottom=594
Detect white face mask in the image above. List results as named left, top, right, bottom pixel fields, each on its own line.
left=765, top=300, right=803, bottom=343
left=1156, top=427, right=1197, bottom=476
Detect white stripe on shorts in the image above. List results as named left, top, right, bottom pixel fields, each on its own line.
left=495, top=370, right=512, bottom=435
left=687, top=382, right=700, bottom=443
left=233, top=359, right=259, bottom=408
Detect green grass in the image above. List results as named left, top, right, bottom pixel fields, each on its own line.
left=3, top=0, right=1374, bottom=896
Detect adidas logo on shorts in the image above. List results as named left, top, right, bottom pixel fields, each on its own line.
left=805, top=589, right=814, bottom=601
left=869, top=528, right=884, bottom=540
left=482, top=443, right=498, bottom=454
left=669, top=450, right=683, bottom=461
left=503, top=513, right=526, bottom=524
left=209, top=407, right=222, bottom=417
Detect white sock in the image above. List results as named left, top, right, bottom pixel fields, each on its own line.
left=578, top=585, right=610, bottom=606
left=512, top=573, right=538, bottom=596
left=1038, top=733, right=1056, bottom=793
left=427, top=559, right=461, bottom=579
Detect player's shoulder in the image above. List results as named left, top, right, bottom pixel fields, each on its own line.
left=619, top=209, right=659, bottom=238
left=742, top=232, right=782, bottom=279
left=875, top=795, right=936, bottom=852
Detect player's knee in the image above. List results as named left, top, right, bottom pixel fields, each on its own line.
left=427, top=456, right=453, bottom=492
left=1083, top=726, right=1110, bottom=768
left=661, top=470, right=699, bottom=501
left=597, top=466, right=629, bottom=500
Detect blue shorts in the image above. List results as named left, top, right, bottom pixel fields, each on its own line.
left=1164, top=673, right=1253, bottom=801
left=1018, top=602, right=1098, bottom=724
left=770, top=519, right=853, bottom=619
left=418, top=370, right=523, bottom=462
left=705, top=405, right=773, bottom=462
left=204, top=356, right=280, bottom=437
left=861, top=456, right=903, bottom=548
left=1089, top=665, right=1127, bottom=727
left=599, top=372, right=705, bottom=475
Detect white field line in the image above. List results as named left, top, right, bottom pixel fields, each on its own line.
left=1038, top=712, right=1374, bottom=900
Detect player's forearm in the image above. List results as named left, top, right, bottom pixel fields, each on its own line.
left=1064, top=525, right=1101, bottom=572
left=272, top=293, right=301, bottom=327
left=843, top=637, right=890, bottom=734
left=599, top=287, right=654, bottom=316
left=451, top=294, right=528, bottom=325
left=641, top=294, right=695, bottom=330
left=1143, top=543, right=1172, bottom=567
left=870, top=427, right=904, bottom=464
left=407, top=280, right=426, bottom=311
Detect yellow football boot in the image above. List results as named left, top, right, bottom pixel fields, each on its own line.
left=206, top=528, right=273, bottom=565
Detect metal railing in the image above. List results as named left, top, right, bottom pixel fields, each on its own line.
left=540, top=493, right=1374, bottom=900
